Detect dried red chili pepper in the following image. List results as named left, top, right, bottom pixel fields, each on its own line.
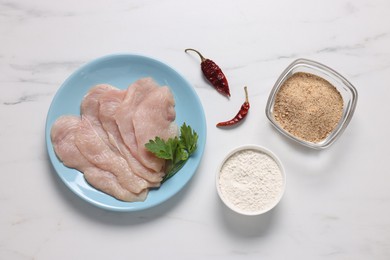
left=185, top=48, right=230, bottom=97
left=217, top=87, right=250, bottom=127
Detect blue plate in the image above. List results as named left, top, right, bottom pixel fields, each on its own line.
left=45, top=54, right=206, bottom=212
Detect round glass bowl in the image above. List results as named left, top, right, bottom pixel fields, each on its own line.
left=216, top=145, right=286, bottom=216
left=265, top=59, right=358, bottom=149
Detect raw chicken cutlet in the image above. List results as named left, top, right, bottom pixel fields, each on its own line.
left=116, top=77, right=178, bottom=172
left=50, top=77, right=178, bottom=202
left=51, top=115, right=148, bottom=202
left=75, top=116, right=149, bottom=194
left=81, top=84, right=161, bottom=188
left=98, top=88, right=165, bottom=184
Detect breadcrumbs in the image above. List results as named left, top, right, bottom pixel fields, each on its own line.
left=273, top=72, right=343, bottom=143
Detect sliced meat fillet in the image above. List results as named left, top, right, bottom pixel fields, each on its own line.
left=80, top=83, right=162, bottom=185
left=50, top=115, right=86, bottom=169
left=97, top=88, right=126, bottom=153
left=50, top=115, right=146, bottom=202
left=81, top=84, right=119, bottom=153
left=84, top=168, right=148, bottom=202
left=98, top=88, right=164, bottom=184
left=132, top=85, right=179, bottom=172
left=75, top=116, right=149, bottom=194
left=115, top=77, right=163, bottom=171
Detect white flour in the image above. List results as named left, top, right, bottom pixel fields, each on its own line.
left=218, top=149, right=284, bottom=214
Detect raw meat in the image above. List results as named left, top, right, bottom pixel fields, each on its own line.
left=115, top=78, right=158, bottom=170
left=132, top=85, right=178, bottom=172
left=84, top=168, right=147, bottom=202
left=50, top=77, right=179, bottom=203
left=115, top=78, right=178, bottom=172
left=50, top=115, right=147, bottom=202
left=50, top=115, right=86, bottom=169
left=81, top=84, right=161, bottom=186
left=75, top=116, right=149, bottom=194
left=98, top=88, right=165, bottom=184
left=81, top=84, right=119, bottom=153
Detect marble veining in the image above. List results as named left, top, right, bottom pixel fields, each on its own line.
left=1, top=0, right=390, bottom=259
left=2, top=91, right=52, bottom=105
left=8, top=61, right=85, bottom=74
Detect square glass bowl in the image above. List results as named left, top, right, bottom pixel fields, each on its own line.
left=265, top=59, right=358, bottom=149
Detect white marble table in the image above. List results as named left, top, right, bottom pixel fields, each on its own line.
left=1, top=0, right=390, bottom=259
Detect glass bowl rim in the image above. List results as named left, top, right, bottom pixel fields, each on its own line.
left=265, top=58, right=358, bottom=149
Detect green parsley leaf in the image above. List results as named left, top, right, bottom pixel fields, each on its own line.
left=145, top=137, right=174, bottom=160
left=180, top=123, right=198, bottom=155
left=145, top=123, right=198, bottom=184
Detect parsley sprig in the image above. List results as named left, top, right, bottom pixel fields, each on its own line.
left=145, top=123, right=198, bottom=183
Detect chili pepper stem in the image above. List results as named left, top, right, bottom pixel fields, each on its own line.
left=185, top=48, right=206, bottom=62
left=244, top=86, right=249, bottom=103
